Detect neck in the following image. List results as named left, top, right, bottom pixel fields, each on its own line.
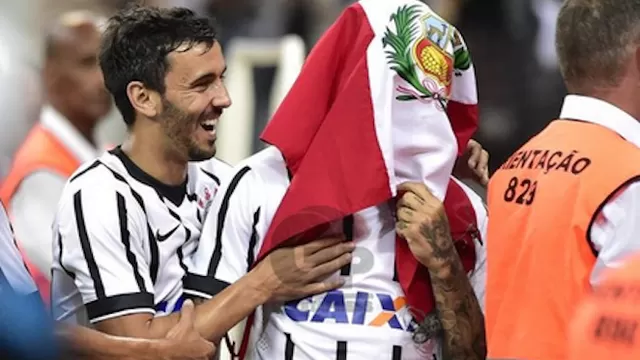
left=48, top=99, right=97, bottom=145
left=121, top=129, right=188, bottom=186
left=581, top=80, right=640, bottom=121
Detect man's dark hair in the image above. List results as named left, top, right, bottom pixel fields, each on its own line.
left=555, top=0, right=640, bottom=93
left=99, top=5, right=218, bottom=125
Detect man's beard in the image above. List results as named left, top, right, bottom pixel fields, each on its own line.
left=159, top=97, right=216, bottom=162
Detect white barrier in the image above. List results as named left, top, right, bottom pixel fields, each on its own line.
left=216, top=35, right=306, bottom=165
left=215, top=35, right=306, bottom=360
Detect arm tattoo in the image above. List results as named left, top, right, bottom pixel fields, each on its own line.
left=419, top=214, right=487, bottom=360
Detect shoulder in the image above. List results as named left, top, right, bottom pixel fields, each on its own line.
left=57, top=153, right=143, bottom=219
left=225, top=146, right=289, bottom=187
left=192, top=157, right=234, bottom=185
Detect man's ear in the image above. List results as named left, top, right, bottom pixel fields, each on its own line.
left=126, top=81, right=161, bottom=119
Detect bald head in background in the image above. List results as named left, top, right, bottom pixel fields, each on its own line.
left=43, top=11, right=111, bottom=143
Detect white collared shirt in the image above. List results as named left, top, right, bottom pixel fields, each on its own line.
left=559, top=95, right=640, bottom=285
left=10, top=106, right=99, bottom=279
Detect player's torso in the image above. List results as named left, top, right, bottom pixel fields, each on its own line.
left=247, top=149, right=440, bottom=359
left=52, top=149, right=225, bottom=322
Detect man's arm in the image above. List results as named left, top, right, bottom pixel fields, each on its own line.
left=1, top=201, right=213, bottom=360
left=57, top=300, right=214, bottom=360
left=74, top=167, right=352, bottom=341
left=590, top=182, right=640, bottom=285
left=396, top=182, right=486, bottom=360
left=96, top=236, right=352, bottom=342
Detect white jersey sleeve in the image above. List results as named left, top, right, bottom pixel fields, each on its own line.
left=54, top=167, right=155, bottom=323
left=184, top=165, right=260, bottom=299
left=453, top=178, right=487, bottom=313
left=0, top=202, right=37, bottom=295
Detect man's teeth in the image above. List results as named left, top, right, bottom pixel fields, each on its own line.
left=200, top=119, right=217, bottom=132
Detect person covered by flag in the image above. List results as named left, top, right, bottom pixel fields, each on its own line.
left=184, top=0, right=485, bottom=359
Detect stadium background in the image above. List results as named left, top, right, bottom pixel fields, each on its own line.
left=0, top=0, right=565, bottom=358
left=0, top=0, right=566, bottom=174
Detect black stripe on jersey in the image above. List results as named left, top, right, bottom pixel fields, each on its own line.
left=284, top=332, right=295, bottom=360
left=147, top=224, right=160, bottom=284
left=336, top=341, right=347, bottom=360
left=85, top=292, right=154, bottom=322
left=340, top=215, right=354, bottom=276
left=207, top=166, right=252, bottom=277
left=69, top=160, right=102, bottom=182
left=246, top=207, right=261, bottom=272
left=392, top=345, right=402, bottom=360
left=104, top=165, right=160, bottom=285
left=200, top=169, right=221, bottom=185
left=176, top=227, right=190, bottom=274
left=129, top=191, right=160, bottom=284
left=182, top=273, right=230, bottom=299
left=73, top=190, right=105, bottom=299
left=392, top=259, right=399, bottom=282
left=57, top=232, right=75, bottom=280
left=117, top=192, right=147, bottom=293
left=166, top=207, right=181, bottom=221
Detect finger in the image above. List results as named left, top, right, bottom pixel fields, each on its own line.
left=308, top=252, right=352, bottom=280
left=178, top=299, right=196, bottom=328
left=302, top=235, right=346, bottom=254
left=308, top=241, right=355, bottom=265
left=397, top=182, right=434, bottom=202
left=205, top=341, right=216, bottom=359
left=466, top=142, right=482, bottom=168
left=480, top=173, right=489, bottom=187
left=397, top=192, right=424, bottom=211
left=475, top=150, right=489, bottom=171
left=395, top=220, right=410, bottom=237
left=301, top=278, right=346, bottom=297
left=396, top=207, right=416, bottom=223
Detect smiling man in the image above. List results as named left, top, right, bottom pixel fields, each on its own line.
left=50, top=5, right=354, bottom=345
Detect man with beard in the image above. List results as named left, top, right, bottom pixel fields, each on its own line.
left=50, top=5, right=353, bottom=345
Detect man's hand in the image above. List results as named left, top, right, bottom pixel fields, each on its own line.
left=453, top=139, right=489, bottom=186
left=395, top=182, right=487, bottom=360
left=160, top=300, right=215, bottom=360
left=254, top=236, right=354, bottom=302
left=395, top=182, right=453, bottom=270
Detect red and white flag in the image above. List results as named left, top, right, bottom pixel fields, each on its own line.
left=254, top=0, right=479, bottom=345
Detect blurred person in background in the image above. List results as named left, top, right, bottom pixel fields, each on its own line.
left=568, top=253, right=640, bottom=360
left=0, top=1, right=44, bottom=179
left=0, top=201, right=215, bottom=360
left=0, top=10, right=112, bottom=302
left=485, top=1, right=640, bottom=359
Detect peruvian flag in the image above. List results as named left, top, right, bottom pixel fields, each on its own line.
left=241, top=0, right=479, bottom=356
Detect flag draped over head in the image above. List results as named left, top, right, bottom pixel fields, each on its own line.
left=248, top=0, right=479, bottom=353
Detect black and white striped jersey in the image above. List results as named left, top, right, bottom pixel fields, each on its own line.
left=51, top=147, right=231, bottom=325
left=185, top=146, right=488, bottom=360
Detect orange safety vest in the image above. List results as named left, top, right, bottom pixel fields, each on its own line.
left=0, top=123, right=82, bottom=306
left=485, top=119, right=640, bottom=360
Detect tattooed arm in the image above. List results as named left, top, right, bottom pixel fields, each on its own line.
left=423, top=219, right=486, bottom=359
left=395, top=182, right=486, bottom=360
